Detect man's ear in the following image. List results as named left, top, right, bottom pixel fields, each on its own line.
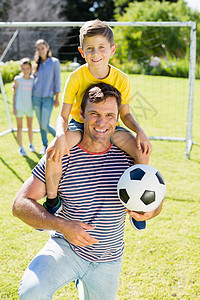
left=78, top=47, right=85, bottom=58
left=80, top=109, right=84, bottom=120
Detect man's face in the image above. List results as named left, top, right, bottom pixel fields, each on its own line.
left=81, top=97, right=118, bottom=146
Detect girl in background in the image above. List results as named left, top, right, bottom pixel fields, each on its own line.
left=32, top=39, right=61, bottom=155
left=13, top=58, right=35, bottom=156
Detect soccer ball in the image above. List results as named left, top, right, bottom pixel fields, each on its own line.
left=117, top=164, right=166, bottom=212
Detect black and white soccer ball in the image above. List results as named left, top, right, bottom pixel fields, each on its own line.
left=117, top=164, right=166, bottom=212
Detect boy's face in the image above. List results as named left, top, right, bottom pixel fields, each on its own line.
left=78, top=35, right=116, bottom=73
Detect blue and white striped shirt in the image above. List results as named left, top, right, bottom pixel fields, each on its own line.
left=32, top=144, right=134, bottom=262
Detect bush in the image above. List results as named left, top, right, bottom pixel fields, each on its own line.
left=111, top=54, right=194, bottom=78
left=0, top=61, right=20, bottom=84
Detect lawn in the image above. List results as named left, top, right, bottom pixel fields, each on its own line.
left=0, top=73, right=200, bottom=299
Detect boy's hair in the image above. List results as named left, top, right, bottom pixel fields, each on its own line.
left=20, top=57, right=31, bottom=67
left=79, top=19, right=114, bottom=48
left=81, top=83, right=122, bottom=116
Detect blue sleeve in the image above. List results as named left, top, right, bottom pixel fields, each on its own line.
left=53, top=59, right=61, bottom=93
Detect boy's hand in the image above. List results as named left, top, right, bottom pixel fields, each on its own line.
left=48, top=135, right=70, bottom=162
left=136, top=129, right=152, bottom=155
left=13, top=107, right=17, bottom=116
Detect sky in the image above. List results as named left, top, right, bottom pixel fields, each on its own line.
left=185, top=0, right=200, bottom=11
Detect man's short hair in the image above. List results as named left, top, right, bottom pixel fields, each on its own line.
left=79, top=19, right=114, bottom=48
left=81, top=83, right=122, bottom=116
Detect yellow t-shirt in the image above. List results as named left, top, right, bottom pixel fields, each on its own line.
left=62, top=63, right=133, bottom=123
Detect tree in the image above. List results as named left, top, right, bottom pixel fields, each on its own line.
left=58, top=0, right=115, bottom=61
left=113, top=0, right=199, bottom=64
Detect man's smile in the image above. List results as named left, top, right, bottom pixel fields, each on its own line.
left=94, top=127, right=107, bottom=133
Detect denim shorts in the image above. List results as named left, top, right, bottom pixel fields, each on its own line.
left=67, top=118, right=84, bottom=133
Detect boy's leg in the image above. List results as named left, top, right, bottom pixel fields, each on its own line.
left=112, top=130, right=149, bottom=165
left=45, top=130, right=82, bottom=212
left=18, top=237, right=88, bottom=300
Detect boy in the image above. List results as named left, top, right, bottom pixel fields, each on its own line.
left=44, top=20, right=152, bottom=230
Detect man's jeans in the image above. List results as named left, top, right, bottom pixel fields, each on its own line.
left=19, top=237, right=122, bottom=300
left=32, top=96, right=56, bottom=147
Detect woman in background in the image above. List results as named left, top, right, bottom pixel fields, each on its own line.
left=32, top=39, right=61, bottom=155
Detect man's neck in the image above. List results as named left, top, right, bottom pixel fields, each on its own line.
left=79, top=137, right=112, bottom=154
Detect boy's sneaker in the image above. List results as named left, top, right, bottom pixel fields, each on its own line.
left=43, top=195, right=62, bottom=216
left=39, top=145, right=47, bottom=155
left=129, top=216, right=146, bottom=231
left=18, top=146, right=27, bottom=157
left=29, top=144, right=36, bottom=152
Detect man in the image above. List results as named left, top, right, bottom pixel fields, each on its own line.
left=12, top=83, right=163, bottom=300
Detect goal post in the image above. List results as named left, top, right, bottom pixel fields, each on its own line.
left=0, top=21, right=196, bottom=158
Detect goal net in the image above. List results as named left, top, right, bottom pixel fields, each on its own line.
left=0, top=21, right=196, bottom=158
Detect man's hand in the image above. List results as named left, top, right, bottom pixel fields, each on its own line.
left=61, top=220, right=99, bottom=247
left=136, top=129, right=152, bottom=155
left=125, top=199, right=165, bottom=221
left=48, top=135, right=70, bottom=162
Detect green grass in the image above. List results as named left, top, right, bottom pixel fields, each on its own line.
left=0, top=73, right=200, bottom=299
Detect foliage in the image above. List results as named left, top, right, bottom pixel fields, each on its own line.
left=111, top=53, right=193, bottom=78
left=0, top=0, right=10, bottom=21
left=0, top=60, right=20, bottom=84
left=113, top=0, right=200, bottom=76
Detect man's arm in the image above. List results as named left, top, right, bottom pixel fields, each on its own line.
left=12, top=175, right=98, bottom=247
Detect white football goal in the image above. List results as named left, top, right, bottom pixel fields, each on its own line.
left=0, top=21, right=196, bottom=158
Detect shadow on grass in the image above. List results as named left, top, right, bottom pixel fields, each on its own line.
left=24, top=155, right=40, bottom=170
left=189, top=143, right=200, bottom=164
left=11, top=131, right=42, bottom=170
left=166, top=196, right=199, bottom=203
left=0, top=157, right=24, bottom=183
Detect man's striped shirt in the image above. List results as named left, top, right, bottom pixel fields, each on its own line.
left=32, top=144, right=134, bottom=262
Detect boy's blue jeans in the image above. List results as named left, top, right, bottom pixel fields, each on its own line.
left=18, top=237, right=122, bottom=300
left=32, top=96, right=56, bottom=147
